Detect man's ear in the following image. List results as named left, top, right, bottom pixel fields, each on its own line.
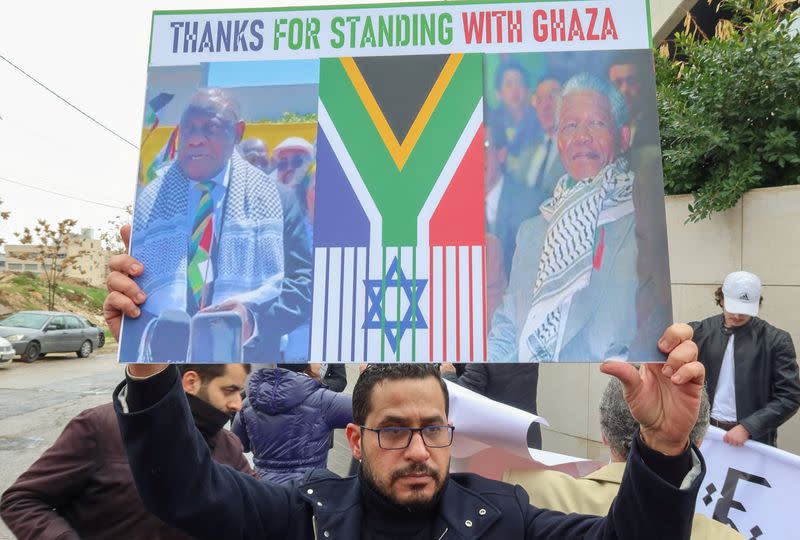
left=346, top=423, right=363, bottom=461
left=182, top=370, right=201, bottom=396
left=233, top=120, right=246, bottom=144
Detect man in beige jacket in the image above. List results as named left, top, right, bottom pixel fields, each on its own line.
left=504, top=378, right=744, bottom=540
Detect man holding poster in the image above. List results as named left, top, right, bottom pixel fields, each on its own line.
left=104, top=255, right=708, bottom=539
left=124, top=88, right=312, bottom=364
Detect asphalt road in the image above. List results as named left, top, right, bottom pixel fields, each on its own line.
left=0, top=350, right=125, bottom=539
left=0, top=353, right=357, bottom=540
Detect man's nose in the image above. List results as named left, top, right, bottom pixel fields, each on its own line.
left=574, top=124, right=593, bottom=141
left=404, top=431, right=431, bottom=462
left=187, top=134, right=206, bottom=146
left=229, top=394, right=243, bottom=413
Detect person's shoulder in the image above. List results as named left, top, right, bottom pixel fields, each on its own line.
left=691, top=513, right=746, bottom=539
left=691, top=313, right=722, bottom=334
left=295, top=469, right=356, bottom=509
left=73, top=403, right=117, bottom=429
left=755, top=317, right=795, bottom=346
left=754, top=316, right=788, bottom=336
left=503, top=468, right=575, bottom=491
left=217, top=427, right=244, bottom=448
left=139, top=163, right=176, bottom=195
left=502, top=469, right=580, bottom=508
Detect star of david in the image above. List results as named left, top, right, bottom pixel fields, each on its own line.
left=363, top=256, right=427, bottom=353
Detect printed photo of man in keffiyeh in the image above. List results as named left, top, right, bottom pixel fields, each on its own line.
left=124, top=88, right=313, bottom=364
left=485, top=51, right=672, bottom=364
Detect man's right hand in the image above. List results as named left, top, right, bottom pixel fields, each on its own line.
left=103, top=224, right=165, bottom=378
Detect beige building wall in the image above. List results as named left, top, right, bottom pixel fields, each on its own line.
left=3, top=230, right=108, bottom=288
left=539, top=185, right=800, bottom=460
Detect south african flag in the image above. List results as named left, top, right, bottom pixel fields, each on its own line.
left=311, top=53, right=486, bottom=363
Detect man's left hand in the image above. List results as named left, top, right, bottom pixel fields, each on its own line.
left=723, top=425, right=750, bottom=447
left=601, top=323, right=704, bottom=456
left=202, top=299, right=254, bottom=344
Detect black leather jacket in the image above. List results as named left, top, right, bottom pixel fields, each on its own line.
left=691, top=314, right=800, bottom=446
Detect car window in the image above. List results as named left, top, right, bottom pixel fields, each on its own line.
left=49, top=316, right=65, bottom=330
left=1, top=313, right=50, bottom=329
left=66, top=316, right=83, bottom=329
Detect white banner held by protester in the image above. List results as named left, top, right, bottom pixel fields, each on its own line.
left=697, top=426, right=800, bottom=539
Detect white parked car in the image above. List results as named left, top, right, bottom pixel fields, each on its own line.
left=0, top=336, right=14, bottom=368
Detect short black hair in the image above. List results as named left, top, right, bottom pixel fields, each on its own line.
left=494, top=61, right=529, bottom=91
left=352, top=364, right=449, bottom=425
left=177, top=363, right=251, bottom=384
left=714, top=286, right=763, bottom=308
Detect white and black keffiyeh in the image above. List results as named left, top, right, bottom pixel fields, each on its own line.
left=518, top=157, right=635, bottom=362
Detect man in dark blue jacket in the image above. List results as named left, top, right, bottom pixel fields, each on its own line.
left=105, top=233, right=706, bottom=539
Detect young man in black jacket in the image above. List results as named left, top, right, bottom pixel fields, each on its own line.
left=691, top=271, right=800, bottom=447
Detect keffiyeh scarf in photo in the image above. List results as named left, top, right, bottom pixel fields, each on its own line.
left=518, top=157, right=635, bottom=362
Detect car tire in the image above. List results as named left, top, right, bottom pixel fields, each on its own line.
left=22, top=342, right=40, bottom=363
left=98, top=333, right=105, bottom=348
left=77, top=340, right=93, bottom=358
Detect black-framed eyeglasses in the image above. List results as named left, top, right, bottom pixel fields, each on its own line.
left=360, top=425, right=455, bottom=450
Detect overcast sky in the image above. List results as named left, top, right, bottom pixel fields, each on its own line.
left=0, top=0, right=398, bottom=248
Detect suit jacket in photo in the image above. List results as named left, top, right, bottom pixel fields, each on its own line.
left=488, top=177, right=549, bottom=283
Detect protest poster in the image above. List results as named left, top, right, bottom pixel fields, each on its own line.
left=121, top=0, right=672, bottom=364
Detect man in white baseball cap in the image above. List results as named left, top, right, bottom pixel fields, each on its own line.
left=721, top=271, right=762, bottom=318
left=690, top=271, right=800, bottom=447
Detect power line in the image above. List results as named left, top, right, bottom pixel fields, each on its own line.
left=0, top=176, right=129, bottom=211
left=0, top=53, right=139, bottom=149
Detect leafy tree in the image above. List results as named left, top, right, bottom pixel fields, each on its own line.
left=0, top=197, right=9, bottom=247
left=14, top=219, right=88, bottom=311
left=99, top=205, right=132, bottom=255
left=656, top=0, right=800, bottom=221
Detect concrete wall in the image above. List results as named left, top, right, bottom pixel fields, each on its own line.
left=650, top=0, right=698, bottom=43
left=539, top=185, right=800, bottom=460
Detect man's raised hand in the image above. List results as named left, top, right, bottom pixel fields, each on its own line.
left=600, top=323, right=705, bottom=456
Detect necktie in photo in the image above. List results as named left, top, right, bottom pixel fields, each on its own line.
left=188, top=180, right=215, bottom=310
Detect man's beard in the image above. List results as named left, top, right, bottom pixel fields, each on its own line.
left=360, top=454, right=448, bottom=512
